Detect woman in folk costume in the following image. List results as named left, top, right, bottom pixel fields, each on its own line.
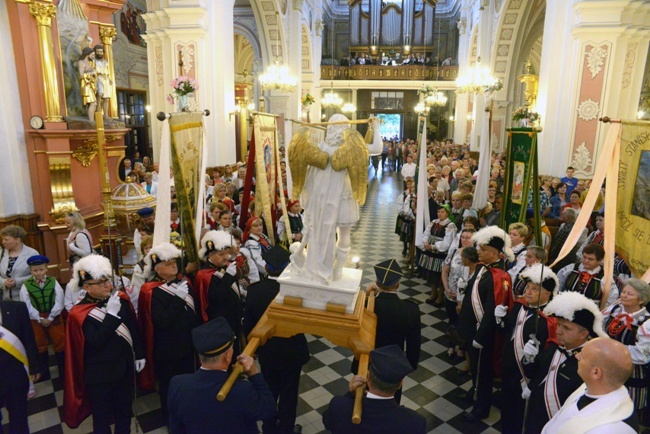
left=396, top=178, right=416, bottom=257
left=602, top=278, right=650, bottom=423
left=287, top=115, right=382, bottom=284
left=243, top=217, right=273, bottom=278
left=277, top=199, right=304, bottom=248
left=417, top=204, right=457, bottom=307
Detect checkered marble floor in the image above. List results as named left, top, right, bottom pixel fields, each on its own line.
left=0, top=164, right=543, bottom=433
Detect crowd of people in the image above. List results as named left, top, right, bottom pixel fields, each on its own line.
left=0, top=132, right=648, bottom=434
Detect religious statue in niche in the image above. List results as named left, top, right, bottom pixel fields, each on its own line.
left=77, top=47, right=97, bottom=121
left=288, top=115, right=382, bottom=284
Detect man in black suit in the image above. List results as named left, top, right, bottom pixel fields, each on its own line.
left=353, top=259, right=420, bottom=403
left=0, top=300, right=40, bottom=433
left=168, top=317, right=276, bottom=434
left=63, top=254, right=145, bottom=432
left=243, top=246, right=309, bottom=434
left=323, top=345, right=426, bottom=433
left=521, top=291, right=607, bottom=434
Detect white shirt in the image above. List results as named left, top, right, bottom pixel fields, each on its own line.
left=401, top=162, right=416, bottom=179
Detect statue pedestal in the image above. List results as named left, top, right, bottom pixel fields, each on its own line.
left=275, top=266, right=362, bottom=314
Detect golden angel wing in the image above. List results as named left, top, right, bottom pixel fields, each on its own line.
left=331, top=128, right=370, bottom=206
left=288, top=127, right=329, bottom=200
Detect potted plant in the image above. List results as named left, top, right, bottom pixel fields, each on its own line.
left=512, top=106, right=540, bottom=127
left=167, top=76, right=199, bottom=112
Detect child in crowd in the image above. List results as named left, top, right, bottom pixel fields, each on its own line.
left=20, top=255, right=65, bottom=381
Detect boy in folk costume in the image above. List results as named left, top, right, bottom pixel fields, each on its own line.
left=137, top=243, right=200, bottom=424
left=19, top=255, right=65, bottom=381
left=494, top=264, right=559, bottom=434
left=63, top=254, right=145, bottom=432
left=521, top=291, right=607, bottom=434
left=457, top=226, right=514, bottom=422
left=277, top=199, right=304, bottom=248
left=557, top=243, right=616, bottom=306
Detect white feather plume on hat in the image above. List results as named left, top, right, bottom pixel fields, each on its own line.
left=199, top=230, right=234, bottom=259
left=70, top=254, right=113, bottom=290
left=142, top=242, right=181, bottom=280
left=471, top=225, right=514, bottom=262
left=543, top=291, right=607, bottom=338
left=521, top=264, right=559, bottom=296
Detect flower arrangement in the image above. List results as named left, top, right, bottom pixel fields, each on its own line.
left=512, top=106, right=540, bottom=122
left=418, top=85, right=434, bottom=97
left=301, top=93, right=315, bottom=106
left=171, top=75, right=199, bottom=96
left=484, top=79, right=503, bottom=93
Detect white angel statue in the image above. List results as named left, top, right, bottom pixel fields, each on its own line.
left=288, top=114, right=382, bottom=284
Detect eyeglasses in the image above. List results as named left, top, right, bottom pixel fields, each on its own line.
left=86, top=278, right=111, bottom=287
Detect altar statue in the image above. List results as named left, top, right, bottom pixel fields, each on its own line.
left=93, top=44, right=113, bottom=116
left=289, top=115, right=381, bottom=284
left=78, top=47, right=97, bottom=121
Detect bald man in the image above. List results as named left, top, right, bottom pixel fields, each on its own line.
left=542, top=338, right=638, bottom=433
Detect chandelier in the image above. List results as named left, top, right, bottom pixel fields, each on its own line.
left=259, top=60, right=297, bottom=93
left=414, top=102, right=430, bottom=114
left=425, top=90, right=448, bottom=107
left=322, top=90, right=343, bottom=108
left=455, top=61, right=501, bottom=94
left=341, top=102, right=356, bottom=113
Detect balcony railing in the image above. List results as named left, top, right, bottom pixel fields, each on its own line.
left=320, top=65, right=459, bottom=81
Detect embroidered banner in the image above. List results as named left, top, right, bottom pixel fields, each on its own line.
left=501, top=128, right=541, bottom=244
left=169, top=112, right=204, bottom=263
left=616, top=121, right=650, bottom=279
left=252, top=113, right=279, bottom=244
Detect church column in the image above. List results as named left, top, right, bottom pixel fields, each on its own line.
left=453, top=14, right=469, bottom=143
left=29, top=1, right=63, bottom=122
left=469, top=0, right=493, bottom=151
left=98, top=24, right=118, bottom=118
left=536, top=0, right=650, bottom=177
left=0, top=0, right=34, bottom=217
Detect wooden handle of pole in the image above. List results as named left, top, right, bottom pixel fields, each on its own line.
left=352, top=353, right=370, bottom=424
left=217, top=337, right=261, bottom=401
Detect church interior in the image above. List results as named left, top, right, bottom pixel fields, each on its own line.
left=2, top=0, right=650, bottom=433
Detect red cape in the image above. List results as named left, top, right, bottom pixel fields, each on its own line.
left=137, top=280, right=163, bottom=391
left=63, top=292, right=131, bottom=429
left=137, top=278, right=196, bottom=390
left=195, top=267, right=216, bottom=323
left=489, top=267, right=513, bottom=379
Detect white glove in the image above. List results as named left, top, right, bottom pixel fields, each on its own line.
left=225, top=262, right=238, bottom=277
left=457, top=277, right=467, bottom=289
left=472, top=340, right=483, bottom=349
left=523, top=339, right=539, bottom=362
left=106, top=292, right=121, bottom=317
left=173, top=280, right=189, bottom=297
left=521, top=386, right=531, bottom=400
left=495, top=305, right=508, bottom=320
left=135, top=359, right=146, bottom=373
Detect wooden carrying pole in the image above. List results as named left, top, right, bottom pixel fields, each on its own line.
left=217, top=337, right=261, bottom=401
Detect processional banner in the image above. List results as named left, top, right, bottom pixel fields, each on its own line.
left=501, top=128, right=541, bottom=244
left=616, top=121, right=650, bottom=280
left=169, top=113, right=204, bottom=263
left=252, top=113, right=279, bottom=244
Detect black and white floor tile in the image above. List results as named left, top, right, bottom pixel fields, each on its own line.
left=1, top=162, right=609, bottom=433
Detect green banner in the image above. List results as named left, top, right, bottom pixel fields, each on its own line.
left=501, top=127, right=541, bottom=245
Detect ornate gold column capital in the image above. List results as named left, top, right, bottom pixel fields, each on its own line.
left=29, top=2, right=56, bottom=27
left=99, top=25, right=117, bottom=44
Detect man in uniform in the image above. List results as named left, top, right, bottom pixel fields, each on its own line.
left=354, top=259, right=420, bottom=403
left=542, top=337, right=637, bottom=433
left=0, top=299, right=40, bottom=433
left=323, top=345, right=426, bottom=433
left=63, top=254, right=145, bottom=432
left=167, top=317, right=276, bottom=433
left=521, top=291, right=607, bottom=434
left=195, top=230, right=235, bottom=323
left=244, top=245, right=310, bottom=434
left=495, top=264, right=558, bottom=433
left=137, top=242, right=200, bottom=424
left=457, top=226, right=514, bottom=422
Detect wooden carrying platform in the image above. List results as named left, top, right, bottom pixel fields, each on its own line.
left=217, top=291, right=377, bottom=424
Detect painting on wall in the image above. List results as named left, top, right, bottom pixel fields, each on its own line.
left=120, top=1, right=146, bottom=47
